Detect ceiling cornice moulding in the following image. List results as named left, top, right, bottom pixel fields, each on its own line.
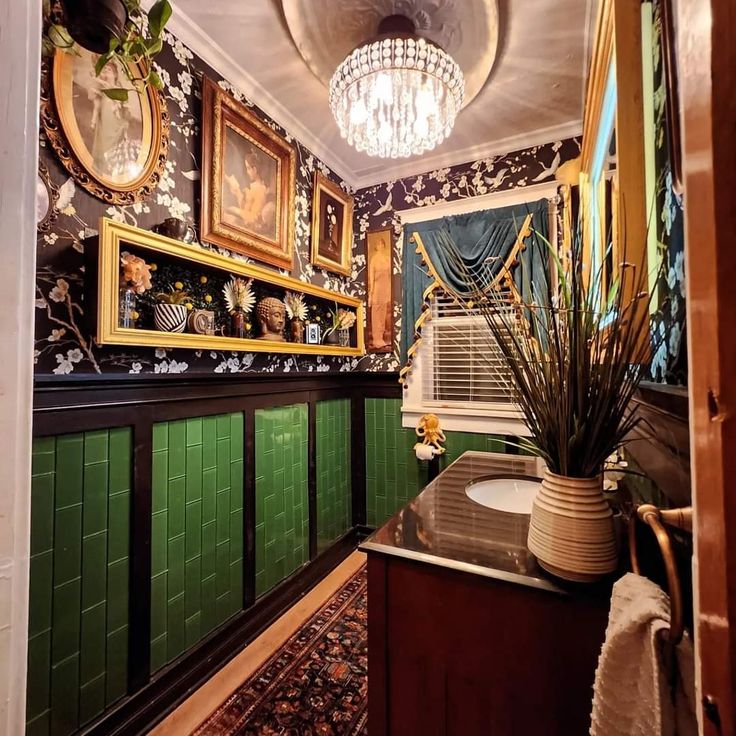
left=349, top=120, right=583, bottom=189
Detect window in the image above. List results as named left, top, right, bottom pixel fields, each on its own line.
left=402, top=292, right=530, bottom=436
left=423, top=293, right=515, bottom=408
left=398, top=183, right=557, bottom=436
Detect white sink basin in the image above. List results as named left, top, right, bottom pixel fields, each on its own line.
left=465, top=476, right=540, bottom=515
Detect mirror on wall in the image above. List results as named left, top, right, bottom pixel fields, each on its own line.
left=580, top=0, right=649, bottom=311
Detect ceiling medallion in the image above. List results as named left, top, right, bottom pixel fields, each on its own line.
left=329, top=15, right=465, bottom=159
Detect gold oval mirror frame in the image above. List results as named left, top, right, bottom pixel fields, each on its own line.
left=40, top=48, right=170, bottom=205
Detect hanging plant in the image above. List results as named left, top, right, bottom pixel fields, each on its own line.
left=44, top=0, right=173, bottom=101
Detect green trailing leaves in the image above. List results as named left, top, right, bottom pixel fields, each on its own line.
left=47, top=24, right=75, bottom=50
left=103, top=88, right=130, bottom=102
left=148, top=70, right=163, bottom=90
left=148, top=0, right=173, bottom=38
left=44, top=0, right=173, bottom=97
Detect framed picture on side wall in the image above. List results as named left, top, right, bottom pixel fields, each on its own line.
left=201, top=76, right=296, bottom=270
left=310, top=171, right=353, bottom=276
left=365, top=227, right=394, bottom=353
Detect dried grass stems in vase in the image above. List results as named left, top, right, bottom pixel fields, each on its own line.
left=222, top=277, right=255, bottom=339
left=447, top=224, right=661, bottom=582
left=285, top=291, right=308, bottom=342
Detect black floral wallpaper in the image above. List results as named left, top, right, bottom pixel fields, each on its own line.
left=36, top=28, right=366, bottom=377
left=35, top=16, right=582, bottom=378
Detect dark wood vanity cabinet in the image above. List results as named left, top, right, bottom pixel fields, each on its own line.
left=362, top=453, right=612, bottom=736
left=367, top=553, right=609, bottom=736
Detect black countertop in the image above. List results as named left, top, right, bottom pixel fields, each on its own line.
left=361, top=452, right=604, bottom=596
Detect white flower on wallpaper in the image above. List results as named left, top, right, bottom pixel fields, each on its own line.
left=158, top=160, right=176, bottom=193
left=153, top=64, right=172, bottom=90
left=154, top=358, right=189, bottom=374
left=165, top=31, right=194, bottom=65
left=668, top=321, right=682, bottom=357
left=168, top=84, right=189, bottom=114
left=57, top=178, right=76, bottom=211
left=157, top=192, right=191, bottom=220
left=49, top=278, right=69, bottom=302
left=178, top=71, right=193, bottom=95
left=651, top=321, right=668, bottom=378
left=53, top=348, right=83, bottom=375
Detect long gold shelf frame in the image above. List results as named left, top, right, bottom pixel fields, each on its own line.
left=94, top=218, right=365, bottom=357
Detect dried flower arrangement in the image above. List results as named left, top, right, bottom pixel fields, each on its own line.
left=154, top=284, right=190, bottom=305
left=336, top=308, right=357, bottom=330
left=284, top=291, right=308, bottom=322
left=120, top=251, right=152, bottom=293
left=222, top=277, right=256, bottom=314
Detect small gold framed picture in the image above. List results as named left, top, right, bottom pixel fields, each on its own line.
left=365, top=227, right=395, bottom=353
left=310, top=171, right=353, bottom=276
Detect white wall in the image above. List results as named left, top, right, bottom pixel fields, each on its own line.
left=0, top=1, right=42, bottom=732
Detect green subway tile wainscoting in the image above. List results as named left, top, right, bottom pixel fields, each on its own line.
left=28, top=375, right=411, bottom=733
left=27, top=429, right=132, bottom=736
left=316, top=399, right=352, bottom=552
left=441, top=432, right=508, bottom=467
left=365, top=398, right=429, bottom=528
left=255, top=404, right=310, bottom=597
left=150, top=414, right=245, bottom=673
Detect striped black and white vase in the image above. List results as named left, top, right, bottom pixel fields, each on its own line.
left=154, top=303, right=188, bottom=333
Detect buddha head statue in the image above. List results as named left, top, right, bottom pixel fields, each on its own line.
left=255, top=297, right=286, bottom=341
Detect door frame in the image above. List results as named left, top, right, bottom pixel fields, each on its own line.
left=679, top=0, right=736, bottom=732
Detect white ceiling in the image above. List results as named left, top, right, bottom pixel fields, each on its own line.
left=169, top=0, right=594, bottom=189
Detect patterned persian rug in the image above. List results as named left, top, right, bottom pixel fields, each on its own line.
left=193, top=566, right=368, bottom=735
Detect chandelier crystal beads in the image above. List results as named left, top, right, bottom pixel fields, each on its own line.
left=329, top=18, right=465, bottom=159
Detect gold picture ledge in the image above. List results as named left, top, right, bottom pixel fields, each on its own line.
left=91, top=218, right=365, bottom=356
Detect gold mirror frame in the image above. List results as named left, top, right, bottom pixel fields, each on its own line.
left=40, top=49, right=170, bottom=205
left=580, top=0, right=648, bottom=306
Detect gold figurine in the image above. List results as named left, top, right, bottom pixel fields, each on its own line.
left=415, top=413, right=446, bottom=456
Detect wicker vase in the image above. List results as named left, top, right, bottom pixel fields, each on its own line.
left=527, top=469, right=618, bottom=582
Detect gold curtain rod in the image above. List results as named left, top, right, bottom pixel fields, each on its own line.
left=628, top=504, right=693, bottom=645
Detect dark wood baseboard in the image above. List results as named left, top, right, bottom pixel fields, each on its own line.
left=82, top=530, right=360, bottom=736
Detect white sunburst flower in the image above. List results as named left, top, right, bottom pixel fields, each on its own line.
left=223, top=277, right=256, bottom=313
left=284, top=291, right=308, bottom=321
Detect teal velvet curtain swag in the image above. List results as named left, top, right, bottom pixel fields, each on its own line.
left=399, top=198, right=550, bottom=378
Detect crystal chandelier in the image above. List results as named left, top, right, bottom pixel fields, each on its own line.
left=329, top=15, right=465, bottom=159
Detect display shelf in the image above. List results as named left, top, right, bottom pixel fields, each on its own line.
left=90, top=218, right=364, bottom=356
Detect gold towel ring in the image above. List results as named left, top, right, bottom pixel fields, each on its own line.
left=628, top=504, right=693, bottom=645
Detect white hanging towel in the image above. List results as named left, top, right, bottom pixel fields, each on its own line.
left=590, top=572, right=697, bottom=736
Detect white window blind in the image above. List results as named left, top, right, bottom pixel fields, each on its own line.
left=421, top=293, right=517, bottom=410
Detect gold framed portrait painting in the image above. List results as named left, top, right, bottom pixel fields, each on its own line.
left=365, top=227, right=395, bottom=353
left=201, top=77, right=296, bottom=270
left=41, top=47, right=169, bottom=204
left=310, top=171, right=353, bottom=276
